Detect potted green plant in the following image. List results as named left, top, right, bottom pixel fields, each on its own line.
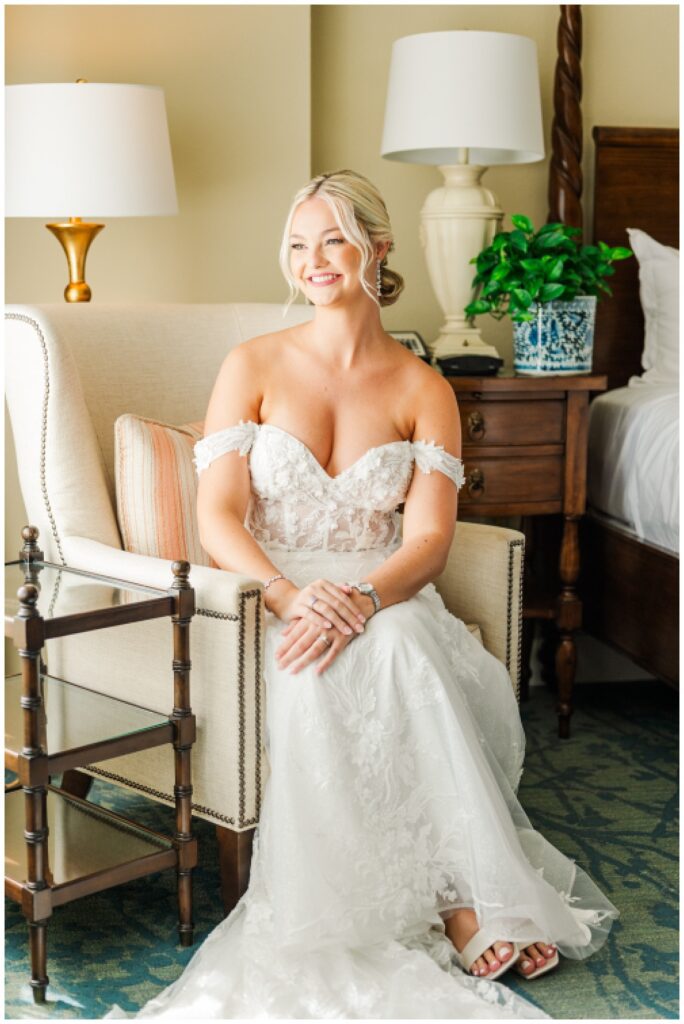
left=464, top=216, right=632, bottom=375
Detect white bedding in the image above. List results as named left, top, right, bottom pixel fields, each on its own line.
left=587, top=379, right=679, bottom=554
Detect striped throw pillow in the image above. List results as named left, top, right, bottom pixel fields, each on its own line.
left=115, top=415, right=211, bottom=565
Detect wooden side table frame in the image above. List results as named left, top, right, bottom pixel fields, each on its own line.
left=448, top=374, right=607, bottom=738
left=5, top=527, right=198, bottom=1003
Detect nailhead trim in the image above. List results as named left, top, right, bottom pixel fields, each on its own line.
left=197, top=607, right=239, bottom=622
left=5, top=311, right=262, bottom=829
left=5, top=313, right=66, bottom=565
left=506, top=538, right=525, bottom=703
left=84, top=589, right=264, bottom=829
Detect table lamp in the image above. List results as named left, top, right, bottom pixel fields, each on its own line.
left=6, top=81, right=178, bottom=302
left=382, top=31, right=544, bottom=360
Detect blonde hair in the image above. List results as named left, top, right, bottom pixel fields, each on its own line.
left=279, top=169, right=405, bottom=312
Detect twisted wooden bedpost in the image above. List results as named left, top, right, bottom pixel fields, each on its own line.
left=545, top=5, right=586, bottom=736
left=547, top=5, right=584, bottom=232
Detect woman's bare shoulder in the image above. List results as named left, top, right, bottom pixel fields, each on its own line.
left=395, top=347, right=455, bottom=400
left=221, top=325, right=301, bottom=371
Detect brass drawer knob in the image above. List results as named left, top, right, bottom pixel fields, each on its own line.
left=466, top=467, right=485, bottom=498
left=467, top=410, right=486, bottom=440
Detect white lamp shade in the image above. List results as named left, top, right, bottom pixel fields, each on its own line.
left=6, top=83, right=178, bottom=217
left=382, top=31, right=544, bottom=166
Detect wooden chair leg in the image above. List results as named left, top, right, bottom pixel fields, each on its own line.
left=60, top=770, right=94, bottom=800
left=216, top=825, right=254, bottom=916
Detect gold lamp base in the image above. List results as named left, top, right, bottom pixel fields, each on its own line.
left=45, top=217, right=104, bottom=302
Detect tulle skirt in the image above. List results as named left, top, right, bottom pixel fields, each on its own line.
left=107, top=545, right=618, bottom=1019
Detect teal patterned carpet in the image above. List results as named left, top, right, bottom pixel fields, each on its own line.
left=5, top=681, right=678, bottom=1019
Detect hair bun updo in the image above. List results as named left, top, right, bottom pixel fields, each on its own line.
left=280, top=168, right=405, bottom=311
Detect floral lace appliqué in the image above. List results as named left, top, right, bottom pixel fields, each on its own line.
left=194, top=421, right=464, bottom=552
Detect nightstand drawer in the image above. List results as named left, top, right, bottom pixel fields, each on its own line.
left=459, top=400, right=565, bottom=446
left=459, top=455, right=563, bottom=506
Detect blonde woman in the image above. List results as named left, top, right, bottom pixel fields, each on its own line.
left=114, top=171, right=617, bottom=1019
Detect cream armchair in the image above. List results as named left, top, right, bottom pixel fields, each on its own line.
left=5, top=303, right=524, bottom=913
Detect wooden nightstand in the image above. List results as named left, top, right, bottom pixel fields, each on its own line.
left=446, top=373, right=607, bottom=738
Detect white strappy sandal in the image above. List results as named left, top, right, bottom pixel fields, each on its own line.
left=454, top=929, right=520, bottom=981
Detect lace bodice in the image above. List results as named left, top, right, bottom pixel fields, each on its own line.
left=194, top=420, right=465, bottom=552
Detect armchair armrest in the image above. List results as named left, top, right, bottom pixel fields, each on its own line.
left=50, top=536, right=267, bottom=830
left=434, top=522, right=525, bottom=698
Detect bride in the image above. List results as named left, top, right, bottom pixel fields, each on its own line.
left=114, top=170, right=618, bottom=1019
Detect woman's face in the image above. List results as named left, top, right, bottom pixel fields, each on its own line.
left=289, top=197, right=376, bottom=307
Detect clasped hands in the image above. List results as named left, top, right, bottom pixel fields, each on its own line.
left=275, top=579, right=373, bottom=676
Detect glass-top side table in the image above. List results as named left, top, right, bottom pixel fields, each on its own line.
left=5, top=526, right=197, bottom=1004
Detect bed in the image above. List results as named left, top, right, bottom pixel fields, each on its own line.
left=547, top=8, right=678, bottom=686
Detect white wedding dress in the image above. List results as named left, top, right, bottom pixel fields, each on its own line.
left=110, top=420, right=618, bottom=1020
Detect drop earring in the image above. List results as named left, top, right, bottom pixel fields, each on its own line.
left=376, top=260, right=383, bottom=296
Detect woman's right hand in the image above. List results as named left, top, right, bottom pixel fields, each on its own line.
left=277, top=579, right=367, bottom=637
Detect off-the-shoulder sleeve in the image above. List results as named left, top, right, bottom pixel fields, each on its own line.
left=193, top=420, right=258, bottom=475
left=412, top=439, right=465, bottom=490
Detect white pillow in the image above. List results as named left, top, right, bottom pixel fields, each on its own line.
left=627, top=227, right=679, bottom=383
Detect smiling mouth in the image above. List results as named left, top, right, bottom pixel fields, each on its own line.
left=308, top=274, right=341, bottom=286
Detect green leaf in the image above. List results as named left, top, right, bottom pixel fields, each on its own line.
left=536, top=231, right=567, bottom=250
left=509, top=230, right=528, bottom=253
left=491, top=233, right=508, bottom=252
left=464, top=299, right=491, bottom=316
left=610, top=246, right=633, bottom=260
left=598, top=240, right=611, bottom=253
left=597, top=281, right=614, bottom=297
left=491, top=263, right=512, bottom=281
left=511, top=214, right=534, bottom=233
left=482, top=279, right=501, bottom=297
left=538, top=222, right=565, bottom=235
left=547, top=257, right=565, bottom=281
left=511, top=287, right=533, bottom=309
left=539, top=282, right=565, bottom=302
left=520, top=259, right=543, bottom=272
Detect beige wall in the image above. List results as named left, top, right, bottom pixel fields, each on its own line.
left=312, top=4, right=679, bottom=358
left=4, top=4, right=679, bottom=559
left=5, top=4, right=311, bottom=304
left=5, top=3, right=311, bottom=555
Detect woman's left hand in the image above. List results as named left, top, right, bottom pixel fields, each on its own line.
left=276, top=618, right=354, bottom=676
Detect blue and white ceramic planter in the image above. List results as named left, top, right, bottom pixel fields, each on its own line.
left=513, top=296, right=597, bottom=376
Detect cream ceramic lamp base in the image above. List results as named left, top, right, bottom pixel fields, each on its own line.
left=421, top=164, right=503, bottom=360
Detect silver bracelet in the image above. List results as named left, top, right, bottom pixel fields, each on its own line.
left=263, top=573, right=289, bottom=592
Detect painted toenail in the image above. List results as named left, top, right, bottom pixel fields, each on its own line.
left=520, top=960, right=531, bottom=969
left=536, top=958, right=545, bottom=966
left=491, top=960, right=500, bottom=969
left=499, top=945, right=512, bottom=958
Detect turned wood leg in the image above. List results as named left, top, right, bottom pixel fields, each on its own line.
left=556, top=515, right=583, bottom=738
left=216, top=825, right=254, bottom=915
left=17, top=583, right=51, bottom=1002
left=170, top=562, right=197, bottom=948
left=28, top=919, right=49, bottom=1003
left=60, top=770, right=94, bottom=800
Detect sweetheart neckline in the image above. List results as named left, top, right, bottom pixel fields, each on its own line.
left=255, top=422, right=412, bottom=482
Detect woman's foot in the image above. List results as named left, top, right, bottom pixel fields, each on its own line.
left=444, top=908, right=516, bottom=977
left=516, top=943, right=558, bottom=978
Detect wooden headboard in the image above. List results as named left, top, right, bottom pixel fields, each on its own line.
left=592, top=126, right=679, bottom=390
